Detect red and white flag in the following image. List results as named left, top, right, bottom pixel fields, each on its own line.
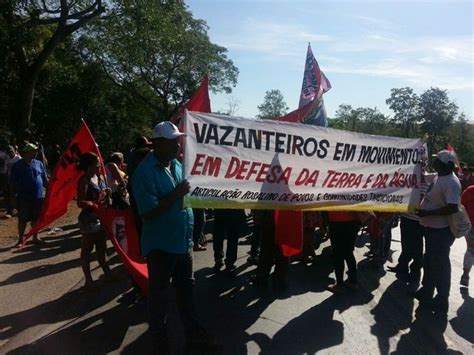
left=280, top=43, right=331, bottom=126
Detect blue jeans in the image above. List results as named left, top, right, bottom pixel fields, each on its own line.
left=146, top=249, right=203, bottom=337
left=422, top=227, right=455, bottom=300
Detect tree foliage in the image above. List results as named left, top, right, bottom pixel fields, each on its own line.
left=419, top=87, right=458, bottom=159
left=81, top=0, right=238, bottom=119
left=331, top=104, right=392, bottom=135
left=0, top=0, right=106, bottom=135
left=257, top=89, right=289, bottom=120
left=386, top=87, right=421, bottom=138
left=330, top=87, right=473, bottom=165
left=0, top=0, right=239, bottom=153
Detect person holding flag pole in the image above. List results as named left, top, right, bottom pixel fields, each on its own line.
left=76, top=152, right=115, bottom=291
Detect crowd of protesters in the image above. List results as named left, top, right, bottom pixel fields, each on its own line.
left=2, top=122, right=474, bottom=354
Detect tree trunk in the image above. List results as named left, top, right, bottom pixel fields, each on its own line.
left=16, top=75, right=37, bottom=139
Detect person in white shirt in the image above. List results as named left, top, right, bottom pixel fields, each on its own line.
left=415, top=150, right=461, bottom=313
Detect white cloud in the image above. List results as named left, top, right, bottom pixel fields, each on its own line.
left=354, top=15, right=395, bottom=31
left=330, top=34, right=474, bottom=64
left=324, top=33, right=473, bottom=91
left=211, top=17, right=472, bottom=92
left=327, top=59, right=473, bottom=91
left=214, top=18, right=333, bottom=57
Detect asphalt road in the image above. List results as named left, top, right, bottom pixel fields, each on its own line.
left=0, top=219, right=473, bottom=354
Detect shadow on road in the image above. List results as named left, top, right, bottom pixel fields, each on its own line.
left=2, top=225, right=82, bottom=264
left=450, top=287, right=474, bottom=344
left=7, top=283, right=145, bottom=355
left=2, top=266, right=133, bottom=354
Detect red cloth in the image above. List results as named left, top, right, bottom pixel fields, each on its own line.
left=22, top=120, right=102, bottom=246
left=274, top=210, right=303, bottom=256
left=328, top=211, right=357, bottom=222
left=96, top=207, right=148, bottom=294
left=461, top=185, right=474, bottom=223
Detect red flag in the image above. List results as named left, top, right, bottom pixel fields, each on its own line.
left=171, top=75, right=211, bottom=125
left=445, top=143, right=461, bottom=173
left=22, top=120, right=102, bottom=246
left=95, top=207, right=149, bottom=294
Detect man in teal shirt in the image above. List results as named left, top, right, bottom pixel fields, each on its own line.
left=133, top=121, right=214, bottom=353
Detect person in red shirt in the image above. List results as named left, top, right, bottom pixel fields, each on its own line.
left=460, top=185, right=474, bottom=286
left=327, top=211, right=360, bottom=293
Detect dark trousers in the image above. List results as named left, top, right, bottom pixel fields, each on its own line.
left=422, top=227, right=455, bottom=300
left=213, top=209, right=244, bottom=267
left=146, top=249, right=202, bottom=337
left=249, top=211, right=261, bottom=257
left=398, top=216, right=423, bottom=277
left=192, top=208, right=206, bottom=245
left=255, top=210, right=289, bottom=282
left=329, top=221, right=359, bottom=284
left=379, top=216, right=395, bottom=258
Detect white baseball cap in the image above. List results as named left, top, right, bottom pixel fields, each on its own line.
left=436, top=149, right=457, bottom=165
left=151, top=121, right=184, bottom=140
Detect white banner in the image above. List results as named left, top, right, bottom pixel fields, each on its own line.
left=184, top=111, right=425, bottom=212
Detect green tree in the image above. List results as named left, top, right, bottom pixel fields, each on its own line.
left=0, top=0, right=106, bottom=136
left=385, top=87, right=421, bottom=138
left=419, top=87, right=458, bottom=157
left=31, top=39, right=155, bottom=152
left=447, top=113, right=474, bottom=166
left=330, top=104, right=391, bottom=135
left=357, top=107, right=390, bottom=135
left=81, top=0, right=238, bottom=119
left=257, top=89, right=289, bottom=120
left=331, top=104, right=360, bottom=131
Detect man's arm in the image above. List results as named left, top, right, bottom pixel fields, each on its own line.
left=416, top=204, right=458, bottom=217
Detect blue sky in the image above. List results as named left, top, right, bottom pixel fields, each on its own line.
left=187, top=0, right=473, bottom=121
